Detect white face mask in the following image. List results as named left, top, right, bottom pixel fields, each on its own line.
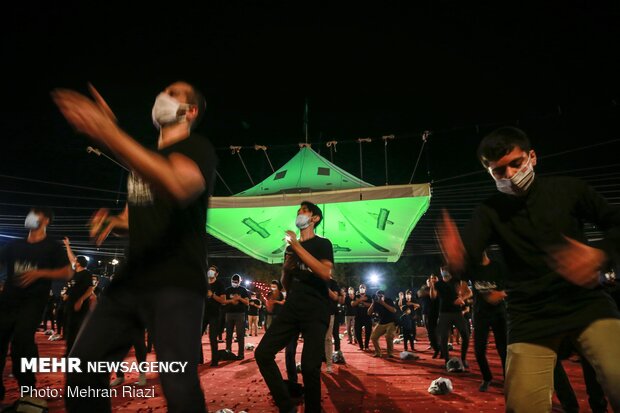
left=207, top=270, right=216, bottom=279
left=295, top=214, right=311, bottom=229
left=271, top=287, right=277, bottom=292
left=492, top=155, right=535, bottom=195
left=231, top=282, right=240, bottom=288
left=359, top=288, right=366, bottom=294
left=151, top=93, right=190, bottom=129
left=24, top=211, right=40, bottom=230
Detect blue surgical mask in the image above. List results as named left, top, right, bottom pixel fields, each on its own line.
left=295, top=214, right=311, bottom=229
left=24, top=212, right=40, bottom=230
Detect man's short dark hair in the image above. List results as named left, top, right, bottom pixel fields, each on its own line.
left=76, top=256, right=88, bottom=269
left=209, top=264, right=219, bottom=273
left=32, top=207, right=54, bottom=225
left=186, top=83, right=206, bottom=129
left=271, top=279, right=283, bottom=290
left=301, top=201, right=323, bottom=228
left=477, top=127, right=531, bottom=168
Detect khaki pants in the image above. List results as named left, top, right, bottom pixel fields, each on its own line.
left=370, top=321, right=396, bottom=356
left=248, top=315, right=258, bottom=336
left=325, top=315, right=335, bottom=367
left=345, top=315, right=355, bottom=343
left=505, top=318, right=620, bottom=413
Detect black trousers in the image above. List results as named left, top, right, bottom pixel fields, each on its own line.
left=402, top=327, right=415, bottom=351
left=473, top=311, right=507, bottom=382
left=225, top=312, right=245, bottom=356
left=255, top=302, right=328, bottom=413
left=437, top=312, right=470, bottom=362
left=0, top=298, right=47, bottom=389
left=285, top=335, right=299, bottom=383
left=116, top=329, right=148, bottom=379
left=332, top=317, right=341, bottom=352
left=64, top=305, right=89, bottom=357
left=65, top=287, right=205, bottom=413
left=354, top=317, right=372, bottom=350
left=425, top=312, right=439, bottom=351
left=201, top=313, right=220, bottom=364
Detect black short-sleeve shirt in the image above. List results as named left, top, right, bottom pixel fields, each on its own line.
left=224, top=286, right=249, bottom=313
left=116, top=133, right=217, bottom=296
left=0, top=238, right=69, bottom=307
left=248, top=298, right=261, bottom=316
left=66, top=269, right=92, bottom=309
left=206, top=278, right=225, bottom=316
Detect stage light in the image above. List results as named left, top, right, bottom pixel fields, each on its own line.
left=111, top=259, right=119, bottom=266
left=369, top=273, right=379, bottom=285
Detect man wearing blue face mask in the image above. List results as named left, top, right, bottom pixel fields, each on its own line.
left=438, top=127, right=620, bottom=412
left=255, top=201, right=334, bottom=413
left=0, top=207, right=72, bottom=404
left=52, top=81, right=217, bottom=412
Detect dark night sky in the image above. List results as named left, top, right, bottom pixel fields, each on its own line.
left=1, top=1, right=619, bottom=281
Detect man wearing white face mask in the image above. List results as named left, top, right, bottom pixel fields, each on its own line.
left=52, top=81, right=217, bottom=413
left=224, top=274, right=250, bottom=360
left=255, top=201, right=334, bottom=413
left=438, top=126, right=620, bottom=412
left=202, top=265, right=226, bottom=366
left=0, top=207, right=72, bottom=403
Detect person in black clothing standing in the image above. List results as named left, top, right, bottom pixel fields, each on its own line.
left=255, top=201, right=334, bottom=413
left=265, top=280, right=285, bottom=330
left=430, top=266, right=472, bottom=368
left=64, top=255, right=94, bottom=356
left=418, top=275, right=440, bottom=354
left=0, top=207, right=72, bottom=402
left=438, top=126, right=620, bottom=411
left=224, top=274, right=250, bottom=360
left=352, top=284, right=373, bottom=351
left=202, top=264, right=226, bottom=366
left=344, top=287, right=356, bottom=344
left=53, top=81, right=217, bottom=413
left=248, top=291, right=261, bottom=336
left=472, top=252, right=508, bottom=392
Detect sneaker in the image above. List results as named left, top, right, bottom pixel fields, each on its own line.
left=136, top=373, right=147, bottom=386
left=110, top=376, right=125, bottom=386
left=479, top=380, right=490, bottom=392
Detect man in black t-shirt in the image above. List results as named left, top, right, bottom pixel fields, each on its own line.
left=256, top=201, right=334, bottom=413
left=0, top=207, right=72, bottom=401
left=53, top=82, right=216, bottom=412
left=368, top=290, right=397, bottom=357
left=64, top=255, right=94, bottom=356
left=438, top=127, right=620, bottom=411
left=224, top=274, right=250, bottom=359
left=352, top=284, right=373, bottom=351
left=472, top=252, right=507, bottom=392
left=344, top=287, right=357, bottom=344
left=202, top=265, right=226, bottom=366
left=430, top=266, right=472, bottom=368
left=248, top=292, right=261, bottom=336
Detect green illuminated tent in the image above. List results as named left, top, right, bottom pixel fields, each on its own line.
left=207, top=147, right=431, bottom=263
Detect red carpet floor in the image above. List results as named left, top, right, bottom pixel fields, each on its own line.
left=0, top=326, right=596, bottom=412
